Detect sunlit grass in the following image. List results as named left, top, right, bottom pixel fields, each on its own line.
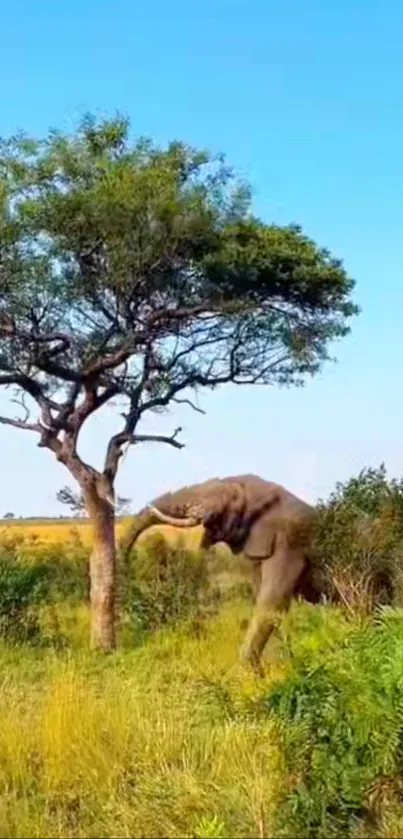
left=0, top=518, right=204, bottom=550
left=0, top=593, right=401, bottom=837
left=1, top=516, right=402, bottom=837
left=0, top=600, right=286, bottom=838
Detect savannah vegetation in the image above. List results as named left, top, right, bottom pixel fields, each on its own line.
left=1, top=114, right=401, bottom=838
left=0, top=466, right=401, bottom=837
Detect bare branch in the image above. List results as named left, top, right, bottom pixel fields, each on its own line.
left=10, top=391, right=31, bottom=424
left=172, top=397, right=206, bottom=415
left=0, top=319, right=80, bottom=382
left=104, top=421, right=184, bottom=487
left=0, top=414, right=41, bottom=433
left=132, top=427, right=184, bottom=449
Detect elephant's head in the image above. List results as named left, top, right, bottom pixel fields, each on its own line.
left=145, top=474, right=312, bottom=557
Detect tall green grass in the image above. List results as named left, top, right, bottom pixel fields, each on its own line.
left=0, top=601, right=401, bottom=837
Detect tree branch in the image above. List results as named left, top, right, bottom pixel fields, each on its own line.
left=131, top=427, right=184, bottom=448
left=172, top=397, right=206, bottom=415
left=0, top=414, right=42, bottom=433
left=68, top=383, right=120, bottom=435
left=103, top=422, right=184, bottom=488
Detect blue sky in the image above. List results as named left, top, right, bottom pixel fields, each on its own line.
left=0, top=0, right=402, bottom=515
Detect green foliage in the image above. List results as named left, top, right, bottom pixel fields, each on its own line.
left=0, top=528, right=222, bottom=647
left=124, top=533, right=219, bottom=634
left=0, top=544, right=51, bottom=643
left=314, top=464, right=403, bottom=610
left=260, top=604, right=403, bottom=838
left=0, top=534, right=88, bottom=644
left=0, top=112, right=358, bottom=427
left=323, top=463, right=403, bottom=518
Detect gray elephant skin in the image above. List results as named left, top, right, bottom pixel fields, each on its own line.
left=123, top=474, right=320, bottom=671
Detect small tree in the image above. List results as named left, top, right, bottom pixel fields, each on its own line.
left=0, top=114, right=358, bottom=650
left=56, top=486, right=86, bottom=518
left=56, top=485, right=131, bottom=518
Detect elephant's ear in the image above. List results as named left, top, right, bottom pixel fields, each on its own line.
left=243, top=511, right=277, bottom=558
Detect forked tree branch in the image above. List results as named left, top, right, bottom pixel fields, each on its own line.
left=103, top=424, right=184, bottom=483
left=0, top=414, right=42, bottom=433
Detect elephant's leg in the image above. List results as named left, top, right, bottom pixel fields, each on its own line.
left=239, top=560, right=262, bottom=634
left=249, top=560, right=262, bottom=600
left=239, top=547, right=306, bottom=672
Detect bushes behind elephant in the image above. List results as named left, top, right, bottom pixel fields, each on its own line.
left=313, top=464, right=403, bottom=611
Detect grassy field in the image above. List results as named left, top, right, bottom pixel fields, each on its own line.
left=0, top=517, right=204, bottom=549
left=1, top=483, right=403, bottom=838
left=0, top=598, right=286, bottom=839
left=0, top=598, right=402, bottom=838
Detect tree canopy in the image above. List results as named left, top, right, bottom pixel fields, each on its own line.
left=0, top=113, right=357, bottom=497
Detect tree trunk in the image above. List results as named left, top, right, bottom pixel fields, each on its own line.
left=85, top=489, right=116, bottom=651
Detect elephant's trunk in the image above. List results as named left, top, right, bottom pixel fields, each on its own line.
left=118, top=508, right=160, bottom=560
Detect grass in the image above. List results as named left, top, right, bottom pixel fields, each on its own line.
left=0, top=598, right=287, bottom=839
left=2, top=495, right=403, bottom=838
left=0, top=518, right=204, bottom=550
left=0, top=594, right=401, bottom=837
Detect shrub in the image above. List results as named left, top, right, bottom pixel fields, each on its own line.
left=0, top=541, right=51, bottom=642
left=313, top=465, right=403, bottom=611
left=123, top=533, right=220, bottom=634
left=0, top=533, right=90, bottom=644
left=259, top=605, right=403, bottom=838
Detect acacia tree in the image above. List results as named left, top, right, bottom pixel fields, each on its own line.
left=0, top=114, right=358, bottom=650
left=56, top=485, right=131, bottom=518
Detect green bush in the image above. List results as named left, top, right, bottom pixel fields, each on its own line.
left=313, top=465, right=403, bottom=611
left=0, top=543, right=51, bottom=643
left=124, top=533, right=220, bottom=634
left=259, top=604, right=403, bottom=838
left=0, top=534, right=89, bottom=644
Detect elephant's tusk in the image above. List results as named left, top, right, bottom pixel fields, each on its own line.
left=147, top=504, right=199, bottom=528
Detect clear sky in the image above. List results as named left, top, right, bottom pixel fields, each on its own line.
left=0, top=0, right=402, bottom=516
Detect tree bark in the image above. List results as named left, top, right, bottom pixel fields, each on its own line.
left=84, top=488, right=116, bottom=651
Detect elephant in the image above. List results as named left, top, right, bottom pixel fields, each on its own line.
left=122, top=474, right=320, bottom=672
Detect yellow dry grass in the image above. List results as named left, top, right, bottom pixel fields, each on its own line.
left=0, top=518, right=204, bottom=550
